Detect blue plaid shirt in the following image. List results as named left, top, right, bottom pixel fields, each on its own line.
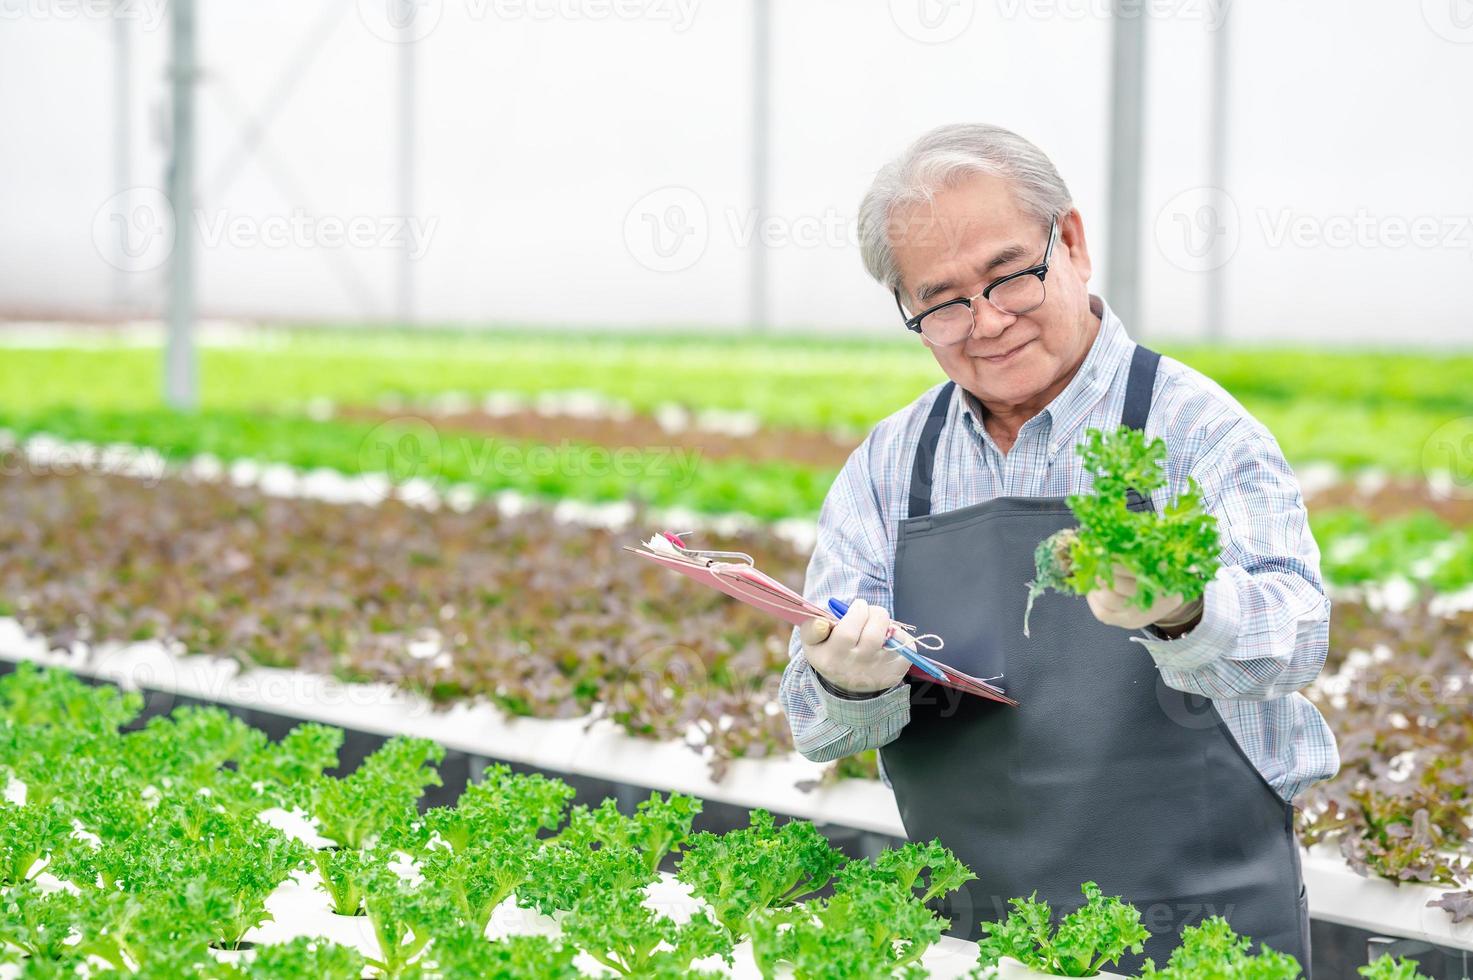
left=779, top=295, right=1339, bottom=805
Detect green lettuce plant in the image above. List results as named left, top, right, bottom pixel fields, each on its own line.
left=837, top=838, right=977, bottom=906
left=0, top=802, right=72, bottom=886
left=308, top=735, right=444, bottom=849
left=518, top=836, right=655, bottom=917
left=515, top=791, right=701, bottom=917
left=421, top=763, right=574, bottom=853
left=1137, top=916, right=1301, bottom=979
left=69, top=886, right=217, bottom=975
left=119, top=707, right=279, bottom=821
left=562, top=886, right=733, bottom=978
left=1025, top=427, right=1220, bottom=636
left=359, top=865, right=452, bottom=977
left=1358, top=953, right=1433, bottom=980
left=311, top=845, right=370, bottom=916
left=224, top=935, right=367, bottom=980
left=418, top=837, right=534, bottom=932
left=0, top=661, right=142, bottom=736
left=236, top=722, right=344, bottom=813
left=400, top=928, right=579, bottom=979
left=751, top=878, right=943, bottom=979
left=49, top=792, right=306, bottom=952
left=0, top=881, right=83, bottom=962
left=976, top=881, right=1150, bottom=977
left=185, top=875, right=279, bottom=952
left=675, top=807, right=849, bottom=939
left=163, top=813, right=308, bottom=950
left=556, top=793, right=702, bottom=873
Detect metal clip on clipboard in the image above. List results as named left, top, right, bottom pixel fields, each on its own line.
left=627, top=530, right=1019, bottom=707
left=655, top=530, right=755, bottom=566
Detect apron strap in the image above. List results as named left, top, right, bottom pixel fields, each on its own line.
left=1121, top=343, right=1161, bottom=432
left=907, top=381, right=956, bottom=519
left=905, top=344, right=1162, bottom=520
left=1122, top=344, right=1162, bottom=509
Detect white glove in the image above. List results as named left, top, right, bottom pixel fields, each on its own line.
left=799, top=598, right=911, bottom=694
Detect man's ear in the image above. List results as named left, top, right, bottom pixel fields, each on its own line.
left=1059, top=208, right=1092, bottom=284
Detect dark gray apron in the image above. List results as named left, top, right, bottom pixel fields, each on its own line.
left=881, top=345, right=1311, bottom=974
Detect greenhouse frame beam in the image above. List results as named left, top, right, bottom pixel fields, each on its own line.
left=1204, top=7, right=1232, bottom=341
left=112, top=1, right=131, bottom=314
left=166, top=0, right=197, bottom=410
left=748, top=0, right=772, bottom=333
left=1104, top=1, right=1147, bottom=336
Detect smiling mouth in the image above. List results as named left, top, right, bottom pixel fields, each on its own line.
left=977, top=339, right=1035, bottom=363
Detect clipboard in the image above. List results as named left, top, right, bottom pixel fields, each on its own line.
left=624, top=532, right=1018, bottom=706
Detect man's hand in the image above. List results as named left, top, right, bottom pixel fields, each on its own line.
left=799, top=598, right=911, bottom=693
left=1086, top=563, right=1204, bottom=636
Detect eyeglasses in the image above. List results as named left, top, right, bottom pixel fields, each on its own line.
left=893, top=216, right=1059, bottom=347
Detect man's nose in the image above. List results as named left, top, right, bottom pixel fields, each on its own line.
left=968, top=302, right=1015, bottom=341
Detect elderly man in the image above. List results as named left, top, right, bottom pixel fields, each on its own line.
left=779, top=124, right=1337, bottom=973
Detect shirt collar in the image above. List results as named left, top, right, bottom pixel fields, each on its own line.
left=959, top=294, right=1136, bottom=452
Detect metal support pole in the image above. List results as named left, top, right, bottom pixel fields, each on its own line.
left=1104, top=1, right=1147, bottom=335
left=112, top=0, right=131, bottom=315
left=748, top=0, right=771, bottom=333
left=1204, top=7, right=1232, bottom=341
left=166, top=0, right=197, bottom=409
left=397, top=10, right=416, bottom=326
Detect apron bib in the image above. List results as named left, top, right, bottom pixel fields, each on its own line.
left=880, top=345, right=1310, bottom=974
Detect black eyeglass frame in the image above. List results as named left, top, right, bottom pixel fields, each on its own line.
left=892, top=216, right=1060, bottom=341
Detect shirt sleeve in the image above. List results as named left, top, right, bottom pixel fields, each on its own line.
left=1130, top=422, right=1331, bottom=701
left=778, top=435, right=912, bottom=763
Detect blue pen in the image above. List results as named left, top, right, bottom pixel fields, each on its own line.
left=827, top=597, right=947, bottom=682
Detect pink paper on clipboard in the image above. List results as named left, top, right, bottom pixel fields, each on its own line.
left=623, top=534, right=1018, bottom=706
left=626, top=546, right=826, bottom=627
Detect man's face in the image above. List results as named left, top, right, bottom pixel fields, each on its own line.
left=890, top=173, right=1096, bottom=410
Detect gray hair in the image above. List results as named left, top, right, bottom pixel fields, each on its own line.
left=857, top=124, right=1073, bottom=298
